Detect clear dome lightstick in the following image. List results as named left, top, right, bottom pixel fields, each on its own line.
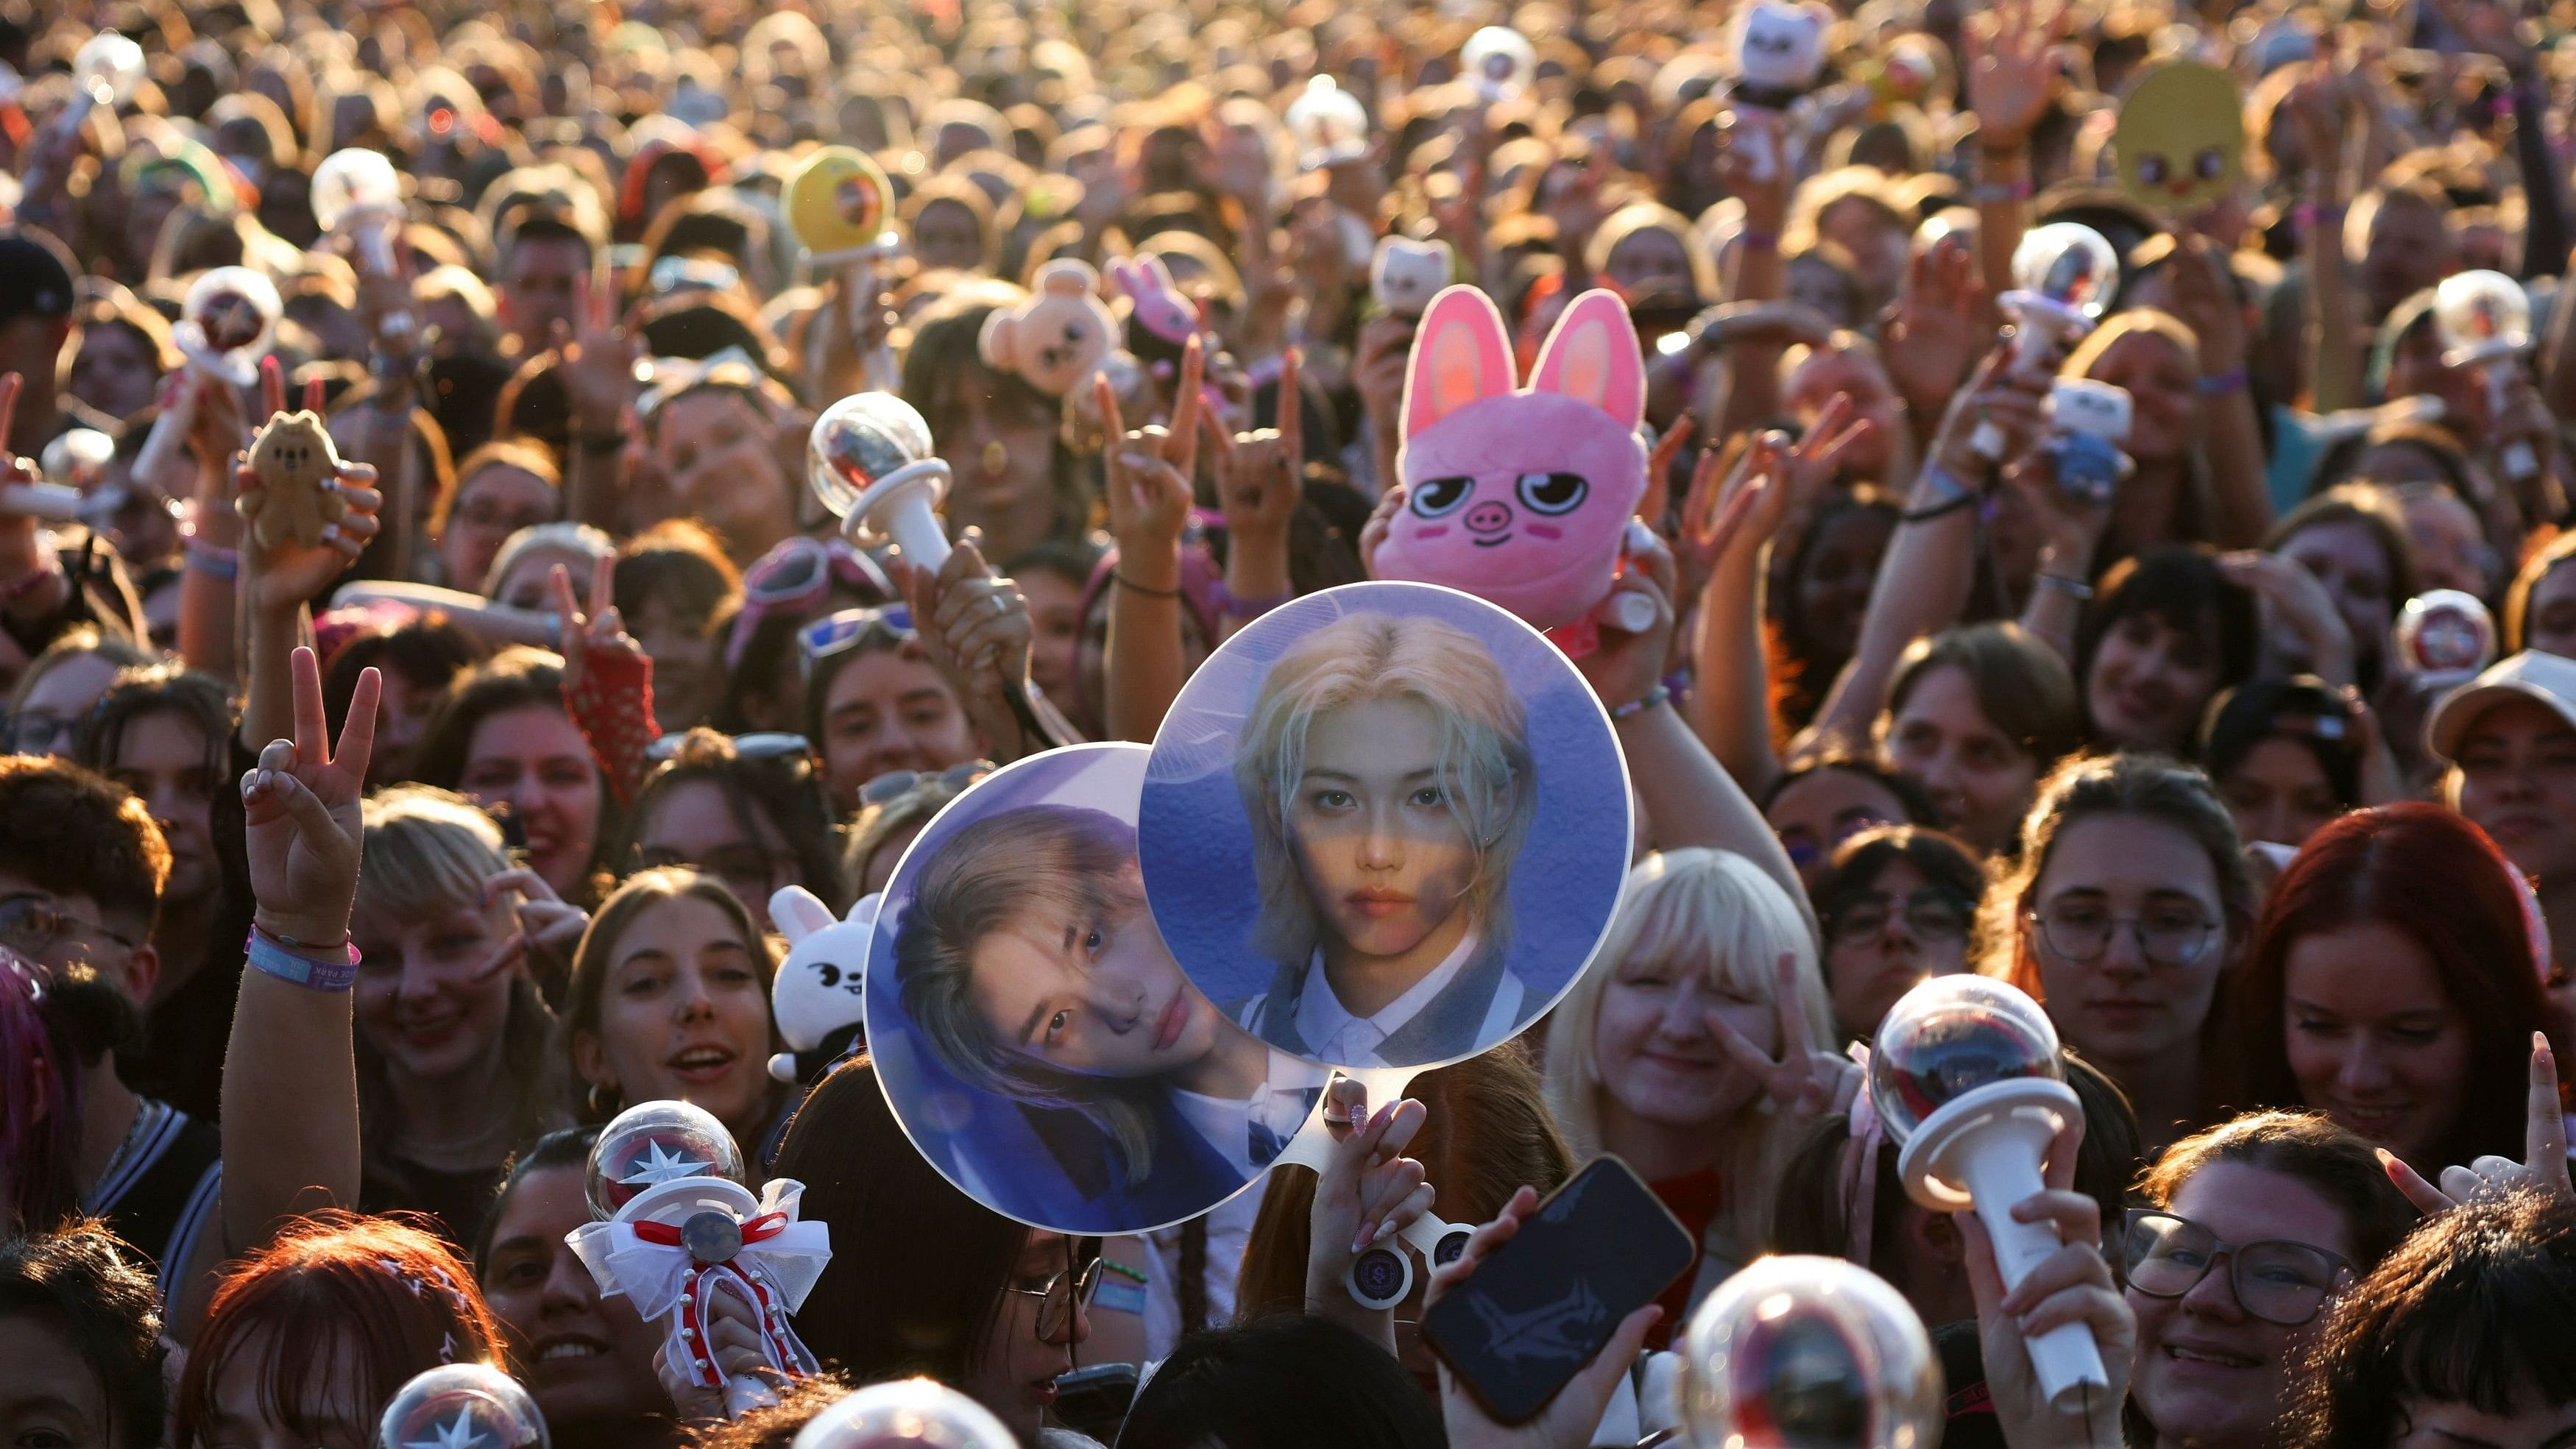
left=377, top=1364, right=548, bottom=1449
left=807, top=394, right=953, bottom=572
left=2433, top=270, right=2538, bottom=483
left=1867, top=974, right=2106, bottom=1409
left=312, top=148, right=416, bottom=341
left=790, top=1378, right=1019, bottom=1449
left=22, top=32, right=143, bottom=198
left=1970, top=223, right=2121, bottom=462
left=130, top=266, right=283, bottom=492
left=1677, top=1255, right=1942, bottom=1449
left=568, top=1101, right=832, bottom=1420
left=1461, top=26, right=1536, bottom=103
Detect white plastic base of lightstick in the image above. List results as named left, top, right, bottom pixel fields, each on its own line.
left=0, top=482, right=82, bottom=520
left=847, top=461, right=953, bottom=572
left=1609, top=589, right=1657, bottom=634
left=1897, top=1077, right=2106, bottom=1411
left=1259, top=1067, right=1448, bottom=1310
left=130, top=371, right=202, bottom=490
left=724, top=1376, right=779, bottom=1418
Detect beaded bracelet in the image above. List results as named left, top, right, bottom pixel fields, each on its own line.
left=245, top=922, right=362, bottom=991
left=1738, top=228, right=1781, bottom=251
left=185, top=538, right=241, bottom=580
left=1610, top=684, right=1671, bottom=720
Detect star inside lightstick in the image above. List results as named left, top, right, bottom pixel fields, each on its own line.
left=620, top=1141, right=713, bottom=1187
left=403, top=1410, right=488, bottom=1449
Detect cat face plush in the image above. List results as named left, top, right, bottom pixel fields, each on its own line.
left=1377, top=285, right=1648, bottom=634
left=1371, top=236, right=1452, bottom=318
left=1733, top=0, right=1830, bottom=96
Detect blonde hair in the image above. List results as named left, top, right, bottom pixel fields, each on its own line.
left=358, top=785, right=511, bottom=921
left=1543, top=849, right=1832, bottom=1255
left=890, top=804, right=1164, bottom=1186
left=1233, top=612, right=1536, bottom=969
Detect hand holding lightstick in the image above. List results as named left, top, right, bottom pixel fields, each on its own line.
left=567, top=1102, right=830, bottom=1420
left=313, top=149, right=416, bottom=342
left=807, top=393, right=953, bottom=573
left=1675, top=1255, right=1942, bottom=1448
left=130, top=267, right=280, bottom=495
left=2433, top=270, right=2540, bottom=483
left=21, top=32, right=141, bottom=197
left=1867, top=974, right=2106, bottom=1409
left=1971, top=224, right=2121, bottom=463
left=782, top=148, right=902, bottom=394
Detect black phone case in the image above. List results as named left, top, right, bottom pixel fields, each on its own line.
left=1418, top=1155, right=1697, bottom=1424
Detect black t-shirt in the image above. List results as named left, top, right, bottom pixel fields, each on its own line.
left=363, top=1158, right=509, bottom=1251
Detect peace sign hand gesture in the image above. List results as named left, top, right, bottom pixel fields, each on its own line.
left=1709, top=952, right=1857, bottom=1122
left=244, top=646, right=378, bottom=947
left=549, top=554, right=645, bottom=702
left=559, top=269, right=639, bottom=437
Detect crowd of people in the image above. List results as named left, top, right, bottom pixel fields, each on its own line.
left=5, top=0, right=2576, bottom=1441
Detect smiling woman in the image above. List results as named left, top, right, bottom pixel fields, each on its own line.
left=562, top=868, right=789, bottom=1172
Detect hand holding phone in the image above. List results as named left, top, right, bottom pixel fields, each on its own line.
left=1421, top=1157, right=1692, bottom=1433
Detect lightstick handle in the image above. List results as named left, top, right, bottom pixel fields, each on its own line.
left=2485, top=364, right=2540, bottom=480
left=131, top=367, right=202, bottom=489
left=879, top=489, right=952, bottom=573
left=1962, top=1147, right=2109, bottom=1410
left=723, top=1375, right=779, bottom=1418
left=356, top=217, right=398, bottom=278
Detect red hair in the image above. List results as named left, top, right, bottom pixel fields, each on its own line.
left=177, top=1213, right=502, bottom=1449
left=2222, top=804, right=2555, bottom=1168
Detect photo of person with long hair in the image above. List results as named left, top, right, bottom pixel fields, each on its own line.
left=873, top=745, right=1323, bottom=1232
left=1227, top=609, right=1538, bottom=1066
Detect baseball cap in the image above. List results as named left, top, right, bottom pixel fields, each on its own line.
left=2424, top=649, right=2576, bottom=762
left=0, top=231, right=75, bottom=327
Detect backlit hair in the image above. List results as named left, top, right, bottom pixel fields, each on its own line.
left=1233, top=612, right=1535, bottom=969
left=176, top=1213, right=500, bottom=1449
left=359, top=785, right=510, bottom=922
left=891, top=804, right=1164, bottom=1186
left=562, top=868, right=782, bottom=1124
left=1543, top=849, right=1831, bottom=1255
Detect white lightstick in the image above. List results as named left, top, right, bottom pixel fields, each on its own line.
left=1286, top=76, right=1371, bottom=171
left=2433, top=270, right=2539, bottom=483
left=1461, top=27, right=1536, bottom=103
left=1971, top=223, right=2122, bottom=463
left=1867, top=974, right=2106, bottom=1410
left=130, top=267, right=282, bottom=490
left=312, top=147, right=416, bottom=340
left=20, top=33, right=144, bottom=203
left=807, top=394, right=953, bottom=572
left=1676, top=1255, right=1943, bottom=1448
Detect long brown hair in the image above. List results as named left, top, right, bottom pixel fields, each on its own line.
left=561, top=868, right=786, bottom=1128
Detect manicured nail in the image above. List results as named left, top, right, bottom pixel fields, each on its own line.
left=1351, top=1223, right=1375, bottom=1253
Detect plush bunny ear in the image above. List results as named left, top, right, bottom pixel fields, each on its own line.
left=1402, top=284, right=1516, bottom=439
left=769, top=885, right=838, bottom=945
left=1529, top=288, right=1646, bottom=431
left=1109, top=258, right=1143, bottom=297
left=1142, top=254, right=1178, bottom=293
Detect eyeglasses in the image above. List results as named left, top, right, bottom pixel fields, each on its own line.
left=643, top=731, right=818, bottom=765
left=1, top=711, right=82, bottom=757
left=2028, top=905, right=2218, bottom=968
left=1004, top=1255, right=1103, bottom=1343
left=0, top=893, right=140, bottom=960
left=796, top=604, right=914, bottom=680
left=1827, top=887, right=1972, bottom=943
left=859, top=760, right=992, bottom=807
left=2123, top=1210, right=2351, bottom=1325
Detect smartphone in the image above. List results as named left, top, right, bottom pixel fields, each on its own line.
left=1050, top=1363, right=1139, bottom=1443
left=1419, top=1155, right=1696, bottom=1425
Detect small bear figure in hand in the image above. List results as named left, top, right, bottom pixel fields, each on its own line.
left=240, top=409, right=350, bottom=550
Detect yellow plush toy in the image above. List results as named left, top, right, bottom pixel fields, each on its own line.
left=2114, top=63, right=2246, bottom=217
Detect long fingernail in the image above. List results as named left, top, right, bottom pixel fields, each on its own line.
left=1351, top=1223, right=1375, bottom=1253
left=1376, top=1216, right=1402, bottom=1246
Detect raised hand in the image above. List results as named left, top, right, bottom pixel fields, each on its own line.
left=548, top=554, right=644, bottom=696
left=558, top=269, right=639, bottom=438
left=481, top=865, right=590, bottom=984
left=895, top=531, right=1039, bottom=757
left=241, top=366, right=382, bottom=612
left=1206, top=348, right=1303, bottom=612
left=1430, top=1186, right=1663, bottom=1449
left=1964, top=0, right=2064, bottom=151
left=2382, top=1032, right=2574, bottom=1214
left=243, top=645, right=378, bottom=946
left=2217, top=549, right=2357, bottom=687
left=0, top=375, right=50, bottom=578
left=1304, top=1079, right=1434, bottom=1316
left=1928, top=347, right=2048, bottom=478
left=1956, top=1155, right=2134, bottom=1449
left=2165, top=235, right=2249, bottom=377
left=1098, top=333, right=1203, bottom=560
left=1578, top=526, right=1680, bottom=714
left=1883, top=233, right=1992, bottom=420
left=1708, top=951, right=1858, bottom=1122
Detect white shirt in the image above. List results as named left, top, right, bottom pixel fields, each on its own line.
left=1167, top=1048, right=1322, bottom=1178
left=1292, top=929, right=1482, bottom=1066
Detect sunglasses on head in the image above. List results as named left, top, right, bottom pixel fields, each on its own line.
left=858, top=760, right=993, bottom=807
left=644, top=731, right=817, bottom=765
left=796, top=604, right=915, bottom=678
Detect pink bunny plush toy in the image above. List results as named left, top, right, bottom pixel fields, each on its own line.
left=1376, top=283, right=1651, bottom=657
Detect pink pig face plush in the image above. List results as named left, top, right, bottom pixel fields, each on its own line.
left=1376, top=285, right=1649, bottom=634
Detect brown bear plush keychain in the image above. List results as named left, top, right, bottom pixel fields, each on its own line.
left=240, top=409, right=350, bottom=550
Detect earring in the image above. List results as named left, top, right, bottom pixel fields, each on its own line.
left=587, top=1080, right=618, bottom=1119
left=981, top=439, right=1010, bottom=476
